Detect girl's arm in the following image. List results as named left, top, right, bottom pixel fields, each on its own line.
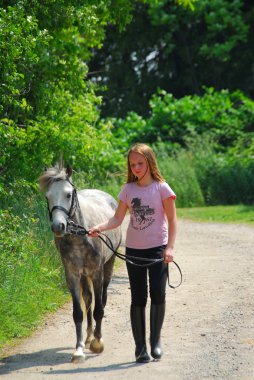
left=162, top=197, right=177, bottom=263
left=88, top=200, right=128, bottom=237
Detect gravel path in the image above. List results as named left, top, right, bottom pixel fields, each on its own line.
left=0, top=219, right=253, bottom=379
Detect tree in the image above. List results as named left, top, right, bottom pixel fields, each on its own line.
left=88, top=0, right=254, bottom=117
left=0, top=1, right=135, bottom=182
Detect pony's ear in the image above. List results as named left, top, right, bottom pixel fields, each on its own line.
left=66, top=164, right=72, bottom=178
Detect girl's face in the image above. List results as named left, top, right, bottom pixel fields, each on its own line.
left=129, top=152, right=149, bottom=180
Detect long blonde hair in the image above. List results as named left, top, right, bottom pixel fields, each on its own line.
left=127, top=143, right=164, bottom=183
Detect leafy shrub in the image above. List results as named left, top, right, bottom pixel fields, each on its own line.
left=111, top=87, right=254, bottom=152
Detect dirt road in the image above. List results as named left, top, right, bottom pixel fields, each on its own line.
left=0, top=219, right=254, bottom=379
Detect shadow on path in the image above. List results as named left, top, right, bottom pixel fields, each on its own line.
left=0, top=346, right=138, bottom=376
left=0, top=347, right=73, bottom=374
left=45, top=360, right=138, bottom=375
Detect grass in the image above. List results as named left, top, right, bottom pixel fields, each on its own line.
left=177, top=204, right=254, bottom=224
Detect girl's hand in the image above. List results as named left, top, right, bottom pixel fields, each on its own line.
left=88, top=227, right=101, bottom=238
left=164, top=247, right=174, bottom=263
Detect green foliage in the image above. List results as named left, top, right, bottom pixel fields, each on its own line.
left=89, top=0, right=254, bottom=117
left=0, top=1, right=134, bottom=183
left=111, top=88, right=254, bottom=150
left=176, top=0, right=197, bottom=10
left=196, top=0, right=248, bottom=62
left=0, top=6, right=47, bottom=119
left=148, top=0, right=249, bottom=62
left=149, top=88, right=254, bottom=147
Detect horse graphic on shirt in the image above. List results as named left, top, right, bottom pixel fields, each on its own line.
left=131, top=198, right=155, bottom=228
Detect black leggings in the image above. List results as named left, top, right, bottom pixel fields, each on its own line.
left=126, top=245, right=168, bottom=307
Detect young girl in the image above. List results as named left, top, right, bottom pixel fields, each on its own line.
left=89, top=143, right=177, bottom=363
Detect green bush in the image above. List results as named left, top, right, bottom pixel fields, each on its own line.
left=112, top=88, right=254, bottom=152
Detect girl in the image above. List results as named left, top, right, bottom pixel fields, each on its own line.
left=89, top=143, right=177, bottom=363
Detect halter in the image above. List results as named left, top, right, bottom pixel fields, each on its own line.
left=47, top=179, right=78, bottom=222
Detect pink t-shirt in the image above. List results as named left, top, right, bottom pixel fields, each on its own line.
left=118, top=181, right=176, bottom=249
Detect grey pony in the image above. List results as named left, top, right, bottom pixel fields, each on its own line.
left=39, top=165, right=121, bottom=362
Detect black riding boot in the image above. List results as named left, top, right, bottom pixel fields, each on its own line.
left=130, top=305, right=150, bottom=363
left=150, top=303, right=166, bottom=360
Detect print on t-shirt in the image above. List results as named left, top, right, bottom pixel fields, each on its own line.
left=130, top=197, right=155, bottom=230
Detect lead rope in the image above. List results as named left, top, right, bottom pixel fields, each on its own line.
left=67, top=221, right=182, bottom=289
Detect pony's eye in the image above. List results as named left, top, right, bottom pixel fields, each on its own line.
left=66, top=193, right=72, bottom=199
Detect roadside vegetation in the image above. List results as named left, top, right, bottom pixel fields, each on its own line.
left=0, top=193, right=69, bottom=350
left=0, top=0, right=253, bottom=351
left=178, top=205, right=254, bottom=224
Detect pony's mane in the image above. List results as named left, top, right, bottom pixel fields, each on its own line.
left=39, top=167, right=69, bottom=191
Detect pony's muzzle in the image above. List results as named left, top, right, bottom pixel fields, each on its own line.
left=51, top=221, right=66, bottom=235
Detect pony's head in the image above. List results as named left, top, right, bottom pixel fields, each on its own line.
left=39, top=165, right=77, bottom=237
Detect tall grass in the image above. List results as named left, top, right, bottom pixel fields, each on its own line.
left=158, top=151, right=205, bottom=207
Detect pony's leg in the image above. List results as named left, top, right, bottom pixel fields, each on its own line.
left=66, top=273, right=86, bottom=363
left=81, top=275, right=94, bottom=348
left=89, top=272, right=104, bottom=354
left=89, top=256, right=115, bottom=353
left=102, top=255, right=115, bottom=307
